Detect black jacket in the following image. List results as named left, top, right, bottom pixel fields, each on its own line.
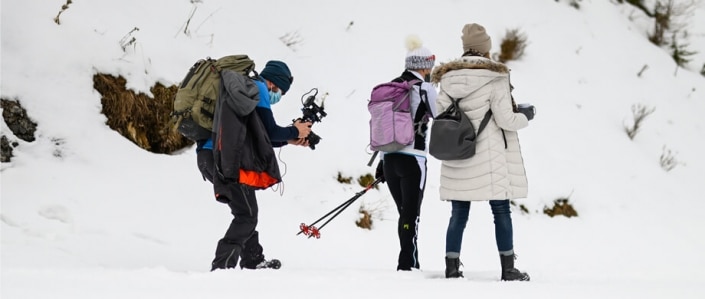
left=212, top=70, right=282, bottom=194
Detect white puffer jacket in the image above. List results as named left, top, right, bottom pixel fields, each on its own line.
left=430, top=56, right=529, bottom=201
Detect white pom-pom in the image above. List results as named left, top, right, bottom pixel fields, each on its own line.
left=405, top=35, right=423, bottom=51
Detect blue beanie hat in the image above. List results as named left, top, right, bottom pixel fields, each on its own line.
left=260, top=60, right=293, bottom=95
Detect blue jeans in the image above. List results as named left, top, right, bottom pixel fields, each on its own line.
left=445, top=200, right=514, bottom=256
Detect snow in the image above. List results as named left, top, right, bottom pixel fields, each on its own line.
left=2, top=0, right=705, bottom=298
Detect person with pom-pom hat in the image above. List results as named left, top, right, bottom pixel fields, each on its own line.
left=375, top=35, right=438, bottom=271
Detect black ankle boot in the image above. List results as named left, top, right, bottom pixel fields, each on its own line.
left=500, top=254, right=530, bottom=281
left=445, top=257, right=463, bottom=278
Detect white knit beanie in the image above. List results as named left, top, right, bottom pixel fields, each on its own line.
left=405, top=35, right=435, bottom=70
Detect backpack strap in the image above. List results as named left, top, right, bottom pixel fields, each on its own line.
left=393, top=74, right=432, bottom=115
left=413, top=80, right=433, bottom=119
left=450, top=97, right=492, bottom=136
left=411, top=80, right=434, bottom=139
left=476, top=109, right=493, bottom=135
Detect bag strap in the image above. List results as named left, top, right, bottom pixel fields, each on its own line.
left=393, top=76, right=432, bottom=116
left=476, top=109, right=493, bottom=135
left=413, top=80, right=433, bottom=118
left=450, top=97, right=461, bottom=111
left=450, top=97, right=493, bottom=136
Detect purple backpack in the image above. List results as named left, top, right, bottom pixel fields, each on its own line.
left=368, top=80, right=423, bottom=152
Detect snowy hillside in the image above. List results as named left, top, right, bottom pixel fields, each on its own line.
left=2, top=0, right=705, bottom=298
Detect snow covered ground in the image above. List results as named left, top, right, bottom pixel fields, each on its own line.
left=2, top=0, right=705, bottom=298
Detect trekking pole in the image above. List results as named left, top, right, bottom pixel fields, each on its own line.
left=298, top=178, right=383, bottom=239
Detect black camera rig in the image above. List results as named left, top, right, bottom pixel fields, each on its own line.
left=297, top=88, right=327, bottom=150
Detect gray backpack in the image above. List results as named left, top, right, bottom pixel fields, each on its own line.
left=429, top=98, right=492, bottom=160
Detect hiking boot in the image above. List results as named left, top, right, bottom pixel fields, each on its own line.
left=445, top=257, right=464, bottom=278
left=500, top=254, right=530, bottom=281
left=254, top=259, right=281, bottom=269
left=241, top=258, right=281, bottom=270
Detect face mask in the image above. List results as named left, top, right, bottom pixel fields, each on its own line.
left=269, top=90, right=282, bottom=105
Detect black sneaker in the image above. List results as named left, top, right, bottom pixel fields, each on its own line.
left=255, top=259, right=281, bottom=269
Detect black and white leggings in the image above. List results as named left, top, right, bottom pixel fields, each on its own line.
left=382, top=153, right=427, bottom=270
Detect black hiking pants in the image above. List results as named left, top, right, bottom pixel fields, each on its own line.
left=382, top=153, right=427, bottom=271
left=210, top=182, right=267, bottom=270
left=198, top=149, right=265, bottom=270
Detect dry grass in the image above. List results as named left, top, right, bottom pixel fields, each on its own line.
left=337, top=172, right=353, bottom=184
left=543, top=198, right=578, bottom=218
left=93, top=73, right=192, bottom=154
left=1, top=135, right=14, bottom=163
left=355, top=207, right=373, bottom=230
left=510, top=200, right=531, bottom=215
left=625, top=103, right=655, bottom=140
left=495, top=28, right=528, bottom=63
left=54, top=0, right=72, bottom=25
left=357, top=173, right=379, bottom=189
left=1, top=98, right=37, bottom=142
left=660, top=145, right=683, bottom=171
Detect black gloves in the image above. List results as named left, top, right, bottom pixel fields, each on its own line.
left=517, top=103, right=536, bottom=121
left=375, top=160, right=385, bottom=183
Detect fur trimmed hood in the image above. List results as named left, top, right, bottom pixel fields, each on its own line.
left=430, top=56, right=509, bottom=84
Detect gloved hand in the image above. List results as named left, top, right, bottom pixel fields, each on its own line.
left=375, top=160, right=385, bottom=183
left=517, top=103, right=536, bottom=121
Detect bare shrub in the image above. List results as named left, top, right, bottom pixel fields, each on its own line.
left=279, top=31, right=304, bottom=51
left=648, top=0, right=696, bottom=46
left=176, top=4, right=218, bottom=39
left=494, top=28, right=528, bottom=63
left=670, top=31, right=697, bottom=68
left=119, top=27, right=140, bottom=52
left=178, top=6, right=198, bottom=37
left=625, top=103, right=656, bottom=140
left=649, top=0, right=673, bottom=46
left=647, top=0, right=698, bottom=68
left=622, top=0, right=698, bottom=68
left=54, top=0, right=72, bottom=25
left=356, top=199, right=390, bottom=230
left=660, top=145, right=684, bottom=171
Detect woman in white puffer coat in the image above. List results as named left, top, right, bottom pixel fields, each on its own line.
left=430, top=23, right=535, bottom=281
